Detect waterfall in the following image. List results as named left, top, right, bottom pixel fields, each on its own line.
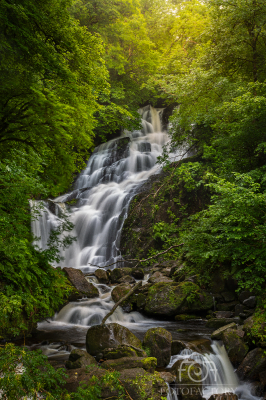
left=167, top=342, right=260, bottom=400
left=31, top=105, right=183, bottom=271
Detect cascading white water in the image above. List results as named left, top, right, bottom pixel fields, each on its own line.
left=167, top=342, right=260, bottom=400
left=31, top=105, right=181, bottom=271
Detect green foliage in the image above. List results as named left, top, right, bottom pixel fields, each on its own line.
left=0, top=344, right=67, bottom=399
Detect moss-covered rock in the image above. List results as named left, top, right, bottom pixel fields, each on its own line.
left=120, top=368, right=168, bottom=400
left=143, top=327, right=172, bottom=367
left=171, top=359, right=203, bottom=400
left=101, top=356, right=157, bottom=373
left=103, top=344, right=147, bottom=360
left=148, top=271, right=173, bottom=284
left=243, top=314, right=266, bottom=347
left=172, top=340, right=187, bottom=356
left=175, top=314, right=199, bottom=321
left=132, top=268, right=144, bottom=280
left=111, top=283, right=131, bottom=303
left=222, top=329, right=249, bottom=365
left=110, top=267, right=132, bottom=283
left=63, top=267, right=99, bottom=298
left=211, top=323, right=237, bottom=340
left=65, top=349, right=96, bottom=369
left=144, top=282, right=213, bottom=317
left=94, top=269, right=109, bottom=284
left=86, top=323, right=142, bottom=356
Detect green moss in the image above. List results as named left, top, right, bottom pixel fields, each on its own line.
left=141, top=357, right=157, bottom=372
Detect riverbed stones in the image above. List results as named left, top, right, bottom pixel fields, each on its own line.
left=143, top=327, right=172, bottom=367
left=237, top=348, right=266, bottom=380
left=144, top=282, right=213, bottom=317
left=101, top=356, right=157, bottom=373
left=211, top=323, right=237, bottom=340
left=63, top=267, right=99, bottom=298
left=94, top=268, right=109, bottom=284
left=86, top=322, right=142, bottom=356
left=221, top=329, right=248, bottom=365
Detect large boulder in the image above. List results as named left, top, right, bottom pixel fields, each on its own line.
left=211, top=323, right=237, bottom=340
left=86, top=323, right=142, bottom=356
left=237, top=348, right=266, bottom=380
left=172, top=340, right=187, bottom=356
left=143, top=327, right=172, bottom=367
left=144, top=282, right=213, bottom=317
left=131, top=268, right=144, bottom=280
left=148, top=271, right=173, bottom=284
left=101, top=356, right=157, bottom=373
left=63, top=267, right=99, bottom=298
left=65, top=349, right=96, bottom=369
left=221, top=329, right=249, bottom=365
left=94, top=269, right=109, bottom=284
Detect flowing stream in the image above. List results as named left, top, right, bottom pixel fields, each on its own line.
left=31, top=106, right=258, bottom=400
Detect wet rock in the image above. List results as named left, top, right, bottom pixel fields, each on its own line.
left=172, top=340, right=187, bottom=356
left=65, top=349, right=96, bottom=369
left=94, top=269, right=109, bottom=284
left=159, top=371, right=176, bottom=383
left=63, top=267, right=99, bottom=298
left=211, top=323, right=237, bottom=340
left=242, top=315, right=265, bottom=347
left=131, top=268, right=144, bottom=280
left=103, top=344, right=147, bottom=359
left=143, top=327, right=172, bottom=367
left=119, top=367, right=168, bottom=400
left=215, top=311, right=234, bottom=319
left=144, top=282, right=213, bottom=317
left=148, top=271, right=173, bottom=284
left=110, top=267, right=133, bottom=283
left=217, top=301, right=239, bottom=312
left=250, top=381, right=264, bottom=397
left=118, top=274, right=135, bottom=284
left=111, top=283, right=131, bottom=303
left=259, top=370, right=266, bottom=386
left=209, top=394, right=238, bottom=400
left=239, top=290, right=253, bottom=303
left=243, top=296, right=257, bottom=309
left=187, top=339, right=212, bottom=354
left=101, top=356, right=157, bottom=373
left=221, top=292, right=236, bottom=302
left=86, top=323, right=142, bottom=356
left=237, top=348, right=266, bottom=380
left=206, top=317, right=240, bottom=329
left=221, top=329, right=248, bottom=365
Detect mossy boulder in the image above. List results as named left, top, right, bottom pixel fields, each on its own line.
left=65, top=349, right=96, bottom=369
left=94, top=269, right=109, bottom=284
left=175, top=314, right=199, bottom=321
left=144, top=282, right=213, bottom=317
left=111, top=283, right=131, bottom=303
left=118, top=275, right=135, bottom=284
left=172, top=340, right=187, bottom=356
left=120, top=368, right=168, bottom=400
left=101, top=356, right=157, bottom=373
left=222, top=329, right=249, bottom=365
left=243, top=315, right=266, bottom=347
left=148, top=271, right=173, bottom=284
left=110, top=267, right=132, bottom=283
left=143, top=327, right=172, bottom=367
left=132, top=268, right=144, bottom=280
left=211, top=323, right=237, bottom=340
left=237, top=348, right=266, bottom=381
left=103, top=345, right=147, bottom=360
left=86, top=323, right=142, bottom=356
